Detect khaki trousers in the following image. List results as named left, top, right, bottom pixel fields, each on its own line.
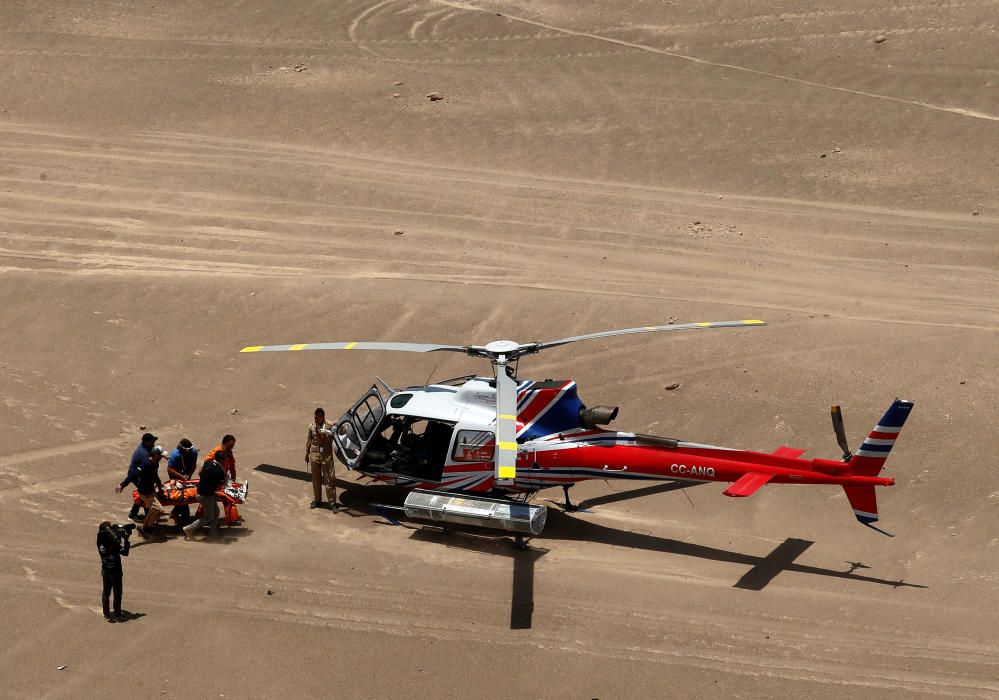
left=140, top=493, right=164, bottom=529
left=310, top=455, right=335, bottom=503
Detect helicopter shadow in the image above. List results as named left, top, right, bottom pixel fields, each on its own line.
left=409, top=527, right=547, bottom=630
left=253, top=464, right=925, bottom=598
left=254, top=464, right=544, bottom=629
left=541, top=509, right=926, bottom=591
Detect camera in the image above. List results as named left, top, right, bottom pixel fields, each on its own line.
left=104, top=522, right=135, bottom=542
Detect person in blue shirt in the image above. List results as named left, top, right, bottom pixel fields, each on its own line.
left=166, top=438, right=199, bottom=524
left=116, top=432, right=157, bottom=521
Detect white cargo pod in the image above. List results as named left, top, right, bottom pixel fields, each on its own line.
left=403, top=489, right=547, bottom=536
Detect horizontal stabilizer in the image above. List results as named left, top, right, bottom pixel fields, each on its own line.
left=724, top=472, right=774, bottom=497
left=771, top=446, right=806, bottom=459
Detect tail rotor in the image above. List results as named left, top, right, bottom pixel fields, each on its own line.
left=830, top=405, right=853, bottom=462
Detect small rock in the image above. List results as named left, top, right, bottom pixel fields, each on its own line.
left=426, top=92, right=445, bottom=101
left=393, top=80, right=403, bottom=86
left=692, top=220, right=701, bottom=225
left=819, top=153, right=827, bottom=158
left=139, top=425, right=147, bottom=431
left=664, top=382, right=681, bottom=391
left=873, top=34, right=887, bottom=43
left=393, top=230, right=404, bottom=235
left=392, top=93, right=400, bottom=98
left=292, top=63, right=307, bottom=72
left=266, top=589, right=274, bottom=595
left=717, top=195, right=724, bottom=199
left=959, top=379, right=966, bottom=385
left=971, top=210, right=980, bottom=216
left=832, top=146, right=841, bottom=153
left=57, top=665, right=67, bottom=671
left=230, top=408, right=238, bottom=415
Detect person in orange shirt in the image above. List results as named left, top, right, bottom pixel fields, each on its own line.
left=206, top=434, right=237, bottom=481
left=206, top=435, right=239, bottom=524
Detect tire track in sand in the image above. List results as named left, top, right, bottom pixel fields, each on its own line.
left=431, top=0, right=999, bottom=122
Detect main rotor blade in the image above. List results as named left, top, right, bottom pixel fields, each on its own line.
left=536, top=319, right=766, bottom=351
left=494, top=365, right=519, bottom=486
left=240, top=342, right=467, bottom=354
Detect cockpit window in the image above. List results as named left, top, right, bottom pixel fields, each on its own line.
left=389, top=393, right=413, bottom=409
left=452, top=430, right=496, bottom=463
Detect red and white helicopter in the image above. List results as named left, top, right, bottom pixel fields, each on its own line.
left=241, top=320, right=912, bottom=531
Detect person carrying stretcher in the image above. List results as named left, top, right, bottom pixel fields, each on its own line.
left=166, top=438, right=198, bottom=524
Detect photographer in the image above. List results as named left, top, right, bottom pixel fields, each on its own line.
left=97, top=521, right=132, bottom=622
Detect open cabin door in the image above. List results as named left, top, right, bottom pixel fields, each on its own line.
left=333, top=385, right=386, bottom=470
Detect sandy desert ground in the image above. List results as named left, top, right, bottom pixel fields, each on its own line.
left=1, top=1, right=997, bottom=697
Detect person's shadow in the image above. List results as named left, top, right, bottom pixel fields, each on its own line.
left=112, top=610, right=146, bottom=623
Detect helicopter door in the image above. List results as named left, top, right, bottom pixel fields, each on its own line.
left=333, top=385, right=386, bottom=470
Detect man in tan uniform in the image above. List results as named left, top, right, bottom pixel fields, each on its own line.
left=306, top=407, right=337, bottom=511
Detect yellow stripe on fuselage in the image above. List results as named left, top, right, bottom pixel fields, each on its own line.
left=498, top=441, right=518, bottom=451
left=289, top=344, right=308, bottom=351
left=344, top=342, right=357, bottom=349
left=741, top=319, right=765, bottom=324
left=497, top=466, right=516, bottom=479
left=240, top=346, right=263, bottom=353
left=499, top=414, right=517, bottom=420
left=695, top=322, right=713, bottom=327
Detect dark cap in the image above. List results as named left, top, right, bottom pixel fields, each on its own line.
left=141, top=432, right=158, bottom=443
left=179, top=438, right=194, bottom=449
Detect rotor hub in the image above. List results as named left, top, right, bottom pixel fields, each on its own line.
left=484, top=340, right=520, bottom=355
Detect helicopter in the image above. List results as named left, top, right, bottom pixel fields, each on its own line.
left=241, top=320, right=913, bottom=531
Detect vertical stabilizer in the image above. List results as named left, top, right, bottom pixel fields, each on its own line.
left=844, top=484, right=880, bottom=525
left=849, top=398, right=914, bottom=477
left=843, top=398, right=913, bottom=526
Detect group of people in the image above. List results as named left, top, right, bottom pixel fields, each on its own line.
left=101, top=409, right=341, bottom=623
left=114, top=431, right=238, bottom=540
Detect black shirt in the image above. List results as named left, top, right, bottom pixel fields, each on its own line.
left=97, top=529, right=130, bottom=571
left=135, top=458, right=162, bottom=495
left=197, top=460, right=225, bottom=497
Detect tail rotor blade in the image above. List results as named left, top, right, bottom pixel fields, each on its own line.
left=494, top=364, right=519, bottom=486
left=831, top=405, right=853, bottom=462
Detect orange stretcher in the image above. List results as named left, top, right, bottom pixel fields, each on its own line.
left=132, top=479, right=249, bottom=526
